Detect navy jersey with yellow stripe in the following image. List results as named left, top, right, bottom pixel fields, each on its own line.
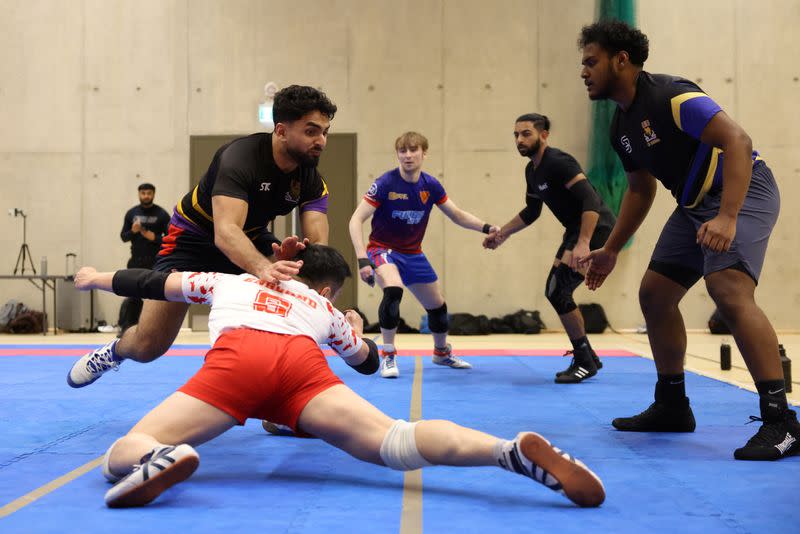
left=177, top=133, right=328, bottom=241
left=610, top=72, right=760, bottom=208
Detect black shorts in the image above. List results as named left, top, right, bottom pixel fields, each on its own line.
left=153, top=222, right=279, bottom=274
left=556, top=224, right=613, bottom=260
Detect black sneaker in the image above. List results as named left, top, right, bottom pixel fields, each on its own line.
left=733, top=410, right=800, bottom=461
left=555, top=349, right=602, bottom=378
left=555, top=350, right=598, bottom=384
left=612, top=400, right=696, bottom=432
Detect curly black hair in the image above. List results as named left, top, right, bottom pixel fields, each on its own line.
left=578, top=20, right=649, bottom=66
left=272, top=85, right=338, bottom=124
left=296, top=244, right=352, bottom=290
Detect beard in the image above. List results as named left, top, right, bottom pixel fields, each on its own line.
left=287, top=145, right=321, bottom=167
left=140, top=200, right=153, bottom=208
left=518, top=138, right=541, bottom=157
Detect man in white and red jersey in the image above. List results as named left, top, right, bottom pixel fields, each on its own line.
left=73, top=244, right=604, bottom=509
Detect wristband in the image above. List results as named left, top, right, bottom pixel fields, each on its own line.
left=482, top=223, right=492, bottom=234
left=358, top=258, right=374, bottom=269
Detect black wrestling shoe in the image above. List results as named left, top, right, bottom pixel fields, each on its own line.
left=612, top=400, right=696, bottom=432
left=555, top=349, right=599, bottom=383
left=555, top=349, right=602, bottom=378
left=734, top=409, right=800, bottom=461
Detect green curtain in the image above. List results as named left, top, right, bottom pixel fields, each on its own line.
left=585, top=0, right=636, bottom=219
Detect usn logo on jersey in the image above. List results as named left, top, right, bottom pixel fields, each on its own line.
left=392, top=210, right=425, bottom=224
left=641, top=119, right=660, bottom=147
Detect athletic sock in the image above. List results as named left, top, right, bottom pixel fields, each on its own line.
left=570, top=336, right=593, bottom=353
left=493, top=438, right=527, bottom=475
left=655, top=373, right=687, bottom=405
left=755, top=379, right=789, bottom=422
left=382, top=343, right=396, bottom=354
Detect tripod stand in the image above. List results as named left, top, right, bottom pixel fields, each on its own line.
left=12, top=209, right=36, bottom=275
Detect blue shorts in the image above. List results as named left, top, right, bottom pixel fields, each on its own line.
left=366, top=246, right=438, bottom=286
left=650, top=160, right=779, bottom=285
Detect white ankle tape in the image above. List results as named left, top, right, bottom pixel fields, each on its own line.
left=379, top=420, right=432, bottom=471
left=102, top=438, right=125, bottom=482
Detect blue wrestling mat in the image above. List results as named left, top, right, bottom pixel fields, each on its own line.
left=0, top=345, right=797, bottom=533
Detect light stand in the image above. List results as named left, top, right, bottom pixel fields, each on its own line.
left=11, top=208, right=36, bottom=275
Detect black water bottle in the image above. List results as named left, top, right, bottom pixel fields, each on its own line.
left=779, top=344, right=792, bottom=393
left=720, top=342, right=731, bottom=371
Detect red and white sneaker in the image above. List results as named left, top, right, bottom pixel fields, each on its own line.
left=432, top=344, right=472, bottom=369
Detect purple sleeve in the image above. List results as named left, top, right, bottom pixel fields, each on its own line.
left=300, top=195, right=328, bottom=213
left=670, top=90, right=722, bottom=140
left=364, top=175, right=388, bottom=207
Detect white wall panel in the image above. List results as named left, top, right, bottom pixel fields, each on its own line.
left=84, top=0, right=186, bottom=152
left=0, top=0, right=83, bottom=152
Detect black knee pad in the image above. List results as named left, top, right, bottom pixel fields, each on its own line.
left=379, top=287, right=404, bottom=330
left=545, top=265, right=584, bottom=315
left=426, top=303, right=449, bottom=334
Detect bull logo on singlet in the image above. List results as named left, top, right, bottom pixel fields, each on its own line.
left=253, top=291, right=293, bottom=317
left=419, top=191, right=430, bottom=204
left=641, top=119, right=660, bottom=147
left=285, top=178, right=301, bottom=203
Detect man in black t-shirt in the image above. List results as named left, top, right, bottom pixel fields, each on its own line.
left=577, top=21, right=796, bottom=461
left=484, top=114, right=615, bottom=383
left=113, top=183, right=170, bottom=332
left=69, top=85, right=337, bottom=388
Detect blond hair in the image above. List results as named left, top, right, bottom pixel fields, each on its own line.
left=394, top=131, right=429, bottom=152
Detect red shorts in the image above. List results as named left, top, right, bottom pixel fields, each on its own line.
left=178, top=328, right=343, bottom=433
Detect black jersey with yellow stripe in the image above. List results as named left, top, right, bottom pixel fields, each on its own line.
left=177, top=133, right=328, bottom=241
left=609, top=72, right=760, bottom=208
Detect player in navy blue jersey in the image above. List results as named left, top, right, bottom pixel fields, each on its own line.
left=349, top=132, right=499, bottom=378
left=484, top=114, right=616, bottom=383
left=577, top=20, right=796, bottom=461
left=69, top=85, right=336, bottom=388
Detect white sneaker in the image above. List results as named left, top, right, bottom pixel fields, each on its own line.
left=67, top=340, right=122, bottom=388
left=432, top=344, right=472, bottom=369
left=104, top=444, right=199, bottom=508
left=97, top=324, right=121, bottom=334
left=501, top=432, right=605, bottom=508
left=380, top=351, right=400, bottom=379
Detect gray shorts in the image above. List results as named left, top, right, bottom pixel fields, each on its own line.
left=650, top=160, right=779, bottom=286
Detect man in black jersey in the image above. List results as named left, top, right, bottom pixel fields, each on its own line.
left=484, top=114, right=615, bottom=383
left=577, top=21, right=796, bottom=461
left=114, top=183, right=170, bottom=332
left=68, top=85, right=337, bottom=388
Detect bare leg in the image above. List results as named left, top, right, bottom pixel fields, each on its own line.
left=115, top=300, right=189, bottom=363
left=705, top=269, right=782, bottom=381
left=108, top=392, right=238, bottom=478
left=297, top=384, right=604, bottom=506
left=559, top=310, right=586, bottom=341
left=639, top=270, right=690, bottom=375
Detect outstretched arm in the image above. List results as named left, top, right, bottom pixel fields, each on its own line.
left=74, top=267, right=186, bottom=301
left=437, top=199, right=497, bottom=234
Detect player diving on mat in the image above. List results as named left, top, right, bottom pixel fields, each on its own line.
left=72, top=243, right=604, bottom=509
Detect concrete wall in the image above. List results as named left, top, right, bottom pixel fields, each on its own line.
left=1, top=0, right=797, bottom=332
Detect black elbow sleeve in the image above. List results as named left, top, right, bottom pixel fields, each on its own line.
left=351, top=338, right=380, bottom=375
left=111, top=269, right=169, bottom=300
left=518, top=202, right=542, bottom=225
left=569, top=180, right=603, bottom=213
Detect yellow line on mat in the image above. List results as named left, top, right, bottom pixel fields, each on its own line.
left=0, top=456, right=103, bottom=518
left=400, top=356, right=423, bottom=534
